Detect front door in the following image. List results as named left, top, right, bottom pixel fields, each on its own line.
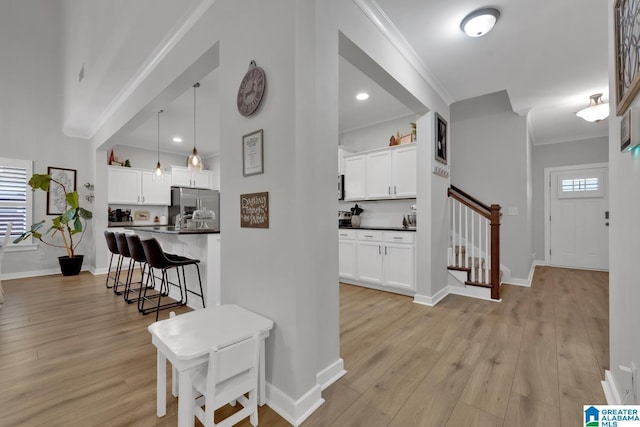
left=549, top=166, right=608, bottom=270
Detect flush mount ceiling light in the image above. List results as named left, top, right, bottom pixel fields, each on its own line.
left=172, top=137, right=183, bottom=143
left=356, top=92, right=370, bottom=101
left=576, top=93, right=609, bottom=123
left=460, top=7, right=500, bottom=37
left=187, top=82, right=203, bottom=171
left=155, top=110, right=163, bottom=177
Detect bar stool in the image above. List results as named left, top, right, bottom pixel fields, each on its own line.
left=104, top=231, right=123, bottom=292
left=112, top=232, right=133, bottom=296
left=140, top=238, right=205, bottom=320
left=114, top=233, right=148, bottom=304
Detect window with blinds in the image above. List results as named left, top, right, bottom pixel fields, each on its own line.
left=0, top=158, right=33, bottom=244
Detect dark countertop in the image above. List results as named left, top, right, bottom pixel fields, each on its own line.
left=339, top=225, right=417, bottom=232
left=127, top=226, right=220, bottom=235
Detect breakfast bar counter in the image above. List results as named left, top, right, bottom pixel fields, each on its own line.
left=131, top=227, right=221, bottom=308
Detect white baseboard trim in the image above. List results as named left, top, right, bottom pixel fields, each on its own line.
left=414, top=285, right=449, bottom=306
left=448, top=285, right=499, bottom=302
left=266, top=382, right=325, bottom=427
left=2, top=266, right=92, bottom=281
left=602, top=369, right=622, bottom=405
left=316, top=358, right=346, bottom=391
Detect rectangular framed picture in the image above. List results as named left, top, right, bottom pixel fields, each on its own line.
left=435, top=112, right=447, bottom=165
left=242, top=129, right=264, bottom=177
left=47, top=167, right=77, bottom=215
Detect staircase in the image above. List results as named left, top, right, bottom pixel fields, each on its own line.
left=447, top=186, right=501, bottom=300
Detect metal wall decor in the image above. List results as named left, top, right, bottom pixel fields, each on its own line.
left=615, top=0, right=640, bottom=115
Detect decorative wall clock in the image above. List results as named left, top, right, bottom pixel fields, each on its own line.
left=237, top=60, right=266, bottom=117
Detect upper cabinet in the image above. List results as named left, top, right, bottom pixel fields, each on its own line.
left=344, top=145, right=416, bottom=201
left=170, top=166, right=215, bottom=190
left=107, top=167, right=171, bottom=205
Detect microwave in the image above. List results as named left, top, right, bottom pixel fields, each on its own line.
left=338, top=174, right=344, bottom=200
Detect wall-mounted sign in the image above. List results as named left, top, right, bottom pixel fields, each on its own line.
left=243, top=129, right=264, bottom=177
left=240, top=192, right=269, bottom=228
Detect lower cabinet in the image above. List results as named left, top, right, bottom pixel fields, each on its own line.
left=338, top=229, right=415, bottom=293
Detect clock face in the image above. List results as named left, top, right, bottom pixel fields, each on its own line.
left=237, top=66, right=266, bottom=117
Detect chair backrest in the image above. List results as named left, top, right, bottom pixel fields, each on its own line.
left=209, top=333, right=260, bottom=386
left=125, top=234, right=146, bottom=263
left=0, top=222, right=13, bottom=257
left=104, top=231, right=120, bottom=255
left=114, top=232, right=131, bottom=257
left=140, top=238, right=173, bottom=269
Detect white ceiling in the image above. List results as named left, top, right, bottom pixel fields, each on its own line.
left=110, top=0, right=611, bottom=156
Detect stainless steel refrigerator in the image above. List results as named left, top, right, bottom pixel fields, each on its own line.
left=168, top=187, right=220, bottom=230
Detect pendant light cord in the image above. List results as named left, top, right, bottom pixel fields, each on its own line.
left=157, top=110, right=163, bottom=163
left=193, top=82, right=200, bottom=152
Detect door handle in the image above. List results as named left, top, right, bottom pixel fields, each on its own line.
left=385, top=246, right=387, bottom=255
left=378, top=245, right=381, bottom=254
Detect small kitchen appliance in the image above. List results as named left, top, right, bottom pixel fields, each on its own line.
left=338, top=210, right=352, bottom=226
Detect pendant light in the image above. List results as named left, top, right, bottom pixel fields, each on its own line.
left=576, top=93, right=609, bottom=123
left=187, top=82, right=203, bottom=171
left=155, top=110, right=164, bottom=176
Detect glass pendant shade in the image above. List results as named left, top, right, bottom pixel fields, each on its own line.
left=155, top=110, right=163, bottom=176
left=187, top=82, right=203, bottom=171
left=576, top=93, right=609, bottom=123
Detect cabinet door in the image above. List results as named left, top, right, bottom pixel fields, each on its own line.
left=356, top=241, right=383, bottom=284
left=383, top=243, right=415, bottom=290
left=192, top=171, right=212, bottom=189
left=366, top=151, right=392, bottom=199
left=393, top=146, right=417, bottom=198
left=171, top=167, right=191, bottom=187
left=338, top=239, right=357, bottom=280
left=344, top=155, right=366, bottom=200
left=141, top=172, right=171, bottom=205
left=107, top=168, right=140, bottom=204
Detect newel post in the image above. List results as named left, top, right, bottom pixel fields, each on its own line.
left=490, top=204, right=501, bottom=300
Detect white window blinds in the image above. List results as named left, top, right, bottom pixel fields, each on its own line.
left=0, top=158, right=33, bottom=241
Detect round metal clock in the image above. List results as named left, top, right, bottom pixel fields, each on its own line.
left=237, top=60, right=266, bottom=117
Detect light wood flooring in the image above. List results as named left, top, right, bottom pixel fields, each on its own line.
left=0, top=266, right=608, bottom=426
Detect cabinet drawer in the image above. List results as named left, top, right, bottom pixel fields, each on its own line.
left=338, top=229, right=356, bottom=240
left=356, top=230, right=383, bottom=241
left=384, top=232, right=414, bottom=244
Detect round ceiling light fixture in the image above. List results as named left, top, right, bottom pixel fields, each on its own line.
left=172, top=137, right=183, bottom=143
left=356, top=92, right=370, bottom=101
left=460, top=8, right=500, bottom=37
left=576, top=93, right=609, bottom=123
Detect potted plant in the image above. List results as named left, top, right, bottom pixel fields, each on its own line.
left=13, top=174, right=93, bottom=276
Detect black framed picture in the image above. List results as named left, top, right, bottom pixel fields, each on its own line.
left=46, top=167, right=76, bottom=215
left=435, top=112, right=447, bottom=165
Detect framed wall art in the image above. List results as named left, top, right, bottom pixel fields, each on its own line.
left=242, top=129, right=264, bottom=176
left=47, top=167, right=77, bottom=215
left=435, top=112, right=447, bottom=165
left=615, top=0, right=640, bottom=115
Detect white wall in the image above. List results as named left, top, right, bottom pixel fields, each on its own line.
left=531, top=137, right=609, bottom=262
left=450, top=90, right=531, bottom=281
left=606, top=0, right=640, bottom=404
left=339, top=115, right=416, bottom=151
left=0, top=1, right=94, bottom=277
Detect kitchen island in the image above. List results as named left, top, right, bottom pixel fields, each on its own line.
left=130, top=226, right=221, bottom=308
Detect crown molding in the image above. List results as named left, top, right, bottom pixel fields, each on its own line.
left=351, top=0, right=453, bottom=105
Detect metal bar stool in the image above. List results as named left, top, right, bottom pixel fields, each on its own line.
left=114, top=233, right=150, bottom=304
left=104, top=231, right=123, bottom=292
left=140, top=238, right=205, bottom=320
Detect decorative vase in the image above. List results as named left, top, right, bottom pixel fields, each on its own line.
left=58, top=255, right=84, bottom=276
left=351, top=215, right=361, bottom=227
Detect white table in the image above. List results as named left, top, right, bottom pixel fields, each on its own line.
left=148, top=304, right=273, bottom=427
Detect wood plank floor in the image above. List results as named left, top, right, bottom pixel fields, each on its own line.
left=0, top=266, right=608, bottom=426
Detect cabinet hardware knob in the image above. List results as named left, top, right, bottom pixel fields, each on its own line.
left=378, top=245, right=381, bottom=254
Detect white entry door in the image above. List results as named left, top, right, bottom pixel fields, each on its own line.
left=549, top=166, right=608, bottom=270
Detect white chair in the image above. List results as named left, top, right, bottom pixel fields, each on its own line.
left=0, top=222, right=13, bottom=307
left=190, top=332, right=260, bottom=427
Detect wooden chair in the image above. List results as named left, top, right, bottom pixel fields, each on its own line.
left=0, top=222, right=13, bottom=307
left=190, top=333, right=260, bottom=427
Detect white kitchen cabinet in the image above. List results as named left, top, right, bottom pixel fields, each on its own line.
left=338, top=229, right=415, bottom=294
left=170, top=165, right=214, bottom=190
left=382, top=232, right=415, bottom=290
left=338, top=229, right=357, bottom=280
left=338, top=146, right=355, bottom=175
left=344, top=155, right=366, bottom=201
left=344, top=145, right=416, bottom=201
left=107, top=167, right=171, bottom=205
left=392, top=145, right=417, bottom=198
